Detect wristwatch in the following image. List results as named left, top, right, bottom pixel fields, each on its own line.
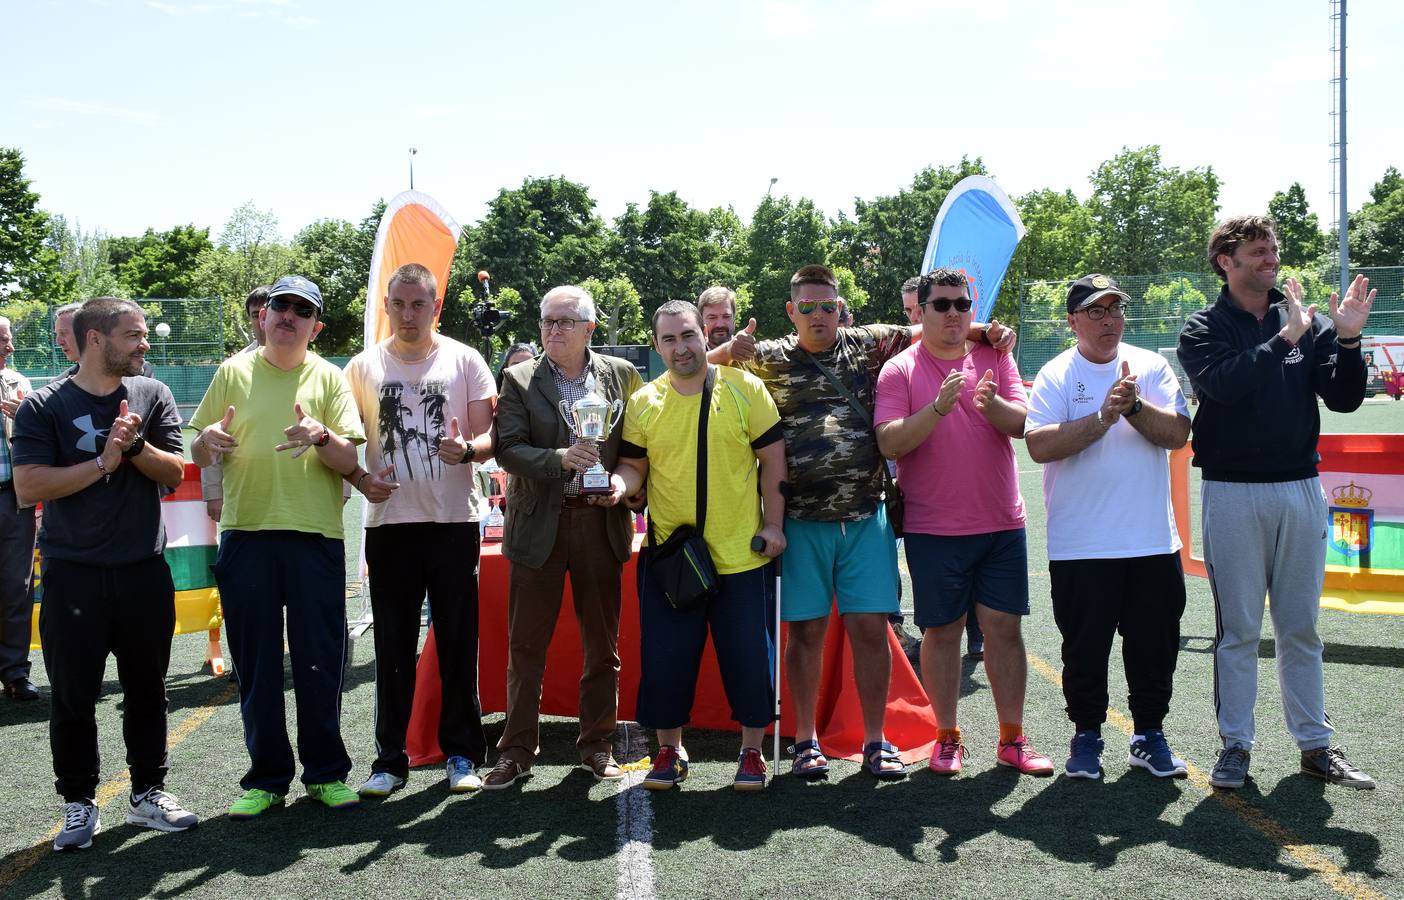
left=314, top=428, right=332, bottom=447
left=121, top=434, right=146, bottom=458
left=1125, top=397, right=1143, bottom=417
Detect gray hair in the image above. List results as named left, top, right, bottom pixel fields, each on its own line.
left=0, top=317, right=11, bottom=330
left=55, top=302, right=82, bottom=321
left=540, top=285, right=597, bottom=323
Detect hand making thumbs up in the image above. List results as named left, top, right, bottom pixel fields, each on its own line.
left=198, top=405, right=239, bottom=459
left=438, top=415, right=472, bottom=465
left=730, top=317, right=759, bottom=362
left=277, top=401, right=328, bottom=458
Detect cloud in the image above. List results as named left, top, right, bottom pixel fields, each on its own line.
left=30, top=96, right=159, bottom=126
left=144, top=0, right=314, bottom=25
left=145, top=0, right=222, bottom=15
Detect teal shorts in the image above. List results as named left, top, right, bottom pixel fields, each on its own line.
left=781, top=507, right=900, bottom=622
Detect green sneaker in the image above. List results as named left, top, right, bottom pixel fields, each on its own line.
left=228, top=789, right=285, bottom=820
left=306, top=781, right=360, bottom=810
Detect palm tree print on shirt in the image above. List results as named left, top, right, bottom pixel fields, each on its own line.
left=377, top=379, right=449, bottom=480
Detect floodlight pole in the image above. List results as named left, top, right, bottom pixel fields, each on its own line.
left=1336, top=1, right=1348, bottom=296
left=409, top=147, right=418, bottom=190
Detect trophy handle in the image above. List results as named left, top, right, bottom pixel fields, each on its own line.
left=558, top=399, right=580, bottom=443
left=607, top=399, right=625, bottom=431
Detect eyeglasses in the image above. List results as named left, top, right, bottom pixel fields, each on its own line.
left=924, top=297, right=972, bottom=314
left=1079, top=302, right=1128, bottom=320
left=795, top=300, right=838, bottom=315
left=268, top=297, right=317, bottom=319
left=540, top=318, right=581, bottom=333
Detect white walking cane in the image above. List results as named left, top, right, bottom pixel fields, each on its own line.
left=754, top=535, right=784, bottom=779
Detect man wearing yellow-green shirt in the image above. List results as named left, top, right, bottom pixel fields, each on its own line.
left=191, top=275, right=366, bottom=818
left=615, top=299, right=786, bottom=792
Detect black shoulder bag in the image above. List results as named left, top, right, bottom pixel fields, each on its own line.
left=797, top=349, right=905, bottom=538
left=646, top=366, right=722, bottom=610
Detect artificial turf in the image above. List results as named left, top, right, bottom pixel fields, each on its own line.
left=0, top=401, right=1398, bottom=898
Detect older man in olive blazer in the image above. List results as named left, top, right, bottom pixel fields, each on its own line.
left=486, top=285, right=644, bottom=790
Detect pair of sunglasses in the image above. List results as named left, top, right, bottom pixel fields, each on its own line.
left=268, top=296, right=317, bottom=319
left=924, top=297, right=972, bottom=313
left=795, top=299, right=838, bottom=315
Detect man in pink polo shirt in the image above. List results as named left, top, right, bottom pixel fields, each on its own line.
left=874, top=267, right=1052, bottom=778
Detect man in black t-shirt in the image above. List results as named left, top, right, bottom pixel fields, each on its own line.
left=13, top=297, right=198, bottom=852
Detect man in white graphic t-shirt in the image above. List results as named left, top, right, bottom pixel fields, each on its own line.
left=1025, top=274, right=1192, bottom=782
left=342, top=263, right=497, bottom=798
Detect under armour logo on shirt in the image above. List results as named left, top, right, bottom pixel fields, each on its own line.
left=72, top=414, right=109, bottom=453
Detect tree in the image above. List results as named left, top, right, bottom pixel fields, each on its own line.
left=1140, top=277, right=1210, bottom=335
left=111, top=225, right=213, bottom=299
left=191, top=202, right=302, bottom=352
left=1347, top=167, right=1404, bottom=267
left=581, top=275, right=647, bottom=345
left=831, top=158, right=989, bottom=325
left=1001, top=188, right=1098, bottom=328
left=743, top=194, right=833, bottom=338
left=1267, top=183, right=1326, bottom=267
left=0, top=148, right=61, bottom=303
left=294, top=203, right=380, bottom=357
left=473, top=177, right=613, bottom=314
left=1087, top=146, right=1220, bottom=275
left=612, top=191, right=746, bottom=318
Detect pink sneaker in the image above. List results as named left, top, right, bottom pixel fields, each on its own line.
left=996, top=735, right=1054, bottom=776
left=928, top=738, right=966, bottom=776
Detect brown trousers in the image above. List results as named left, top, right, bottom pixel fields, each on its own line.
left=498, top=505, right=623, bottom=767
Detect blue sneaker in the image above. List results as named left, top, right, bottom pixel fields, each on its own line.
left=1128, top=730, right=1188, bottom=778
left=1065, top=730, right=1104, bottom=779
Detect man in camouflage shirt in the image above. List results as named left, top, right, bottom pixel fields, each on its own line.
left=719, top=264, right=1006, bottom=779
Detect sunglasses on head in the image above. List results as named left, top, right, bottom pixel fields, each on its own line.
left=795, top=299, right=838, bottom=315
left=268, top=296, right=317, bottom=319
left=924, top=297, right=972, bottom=313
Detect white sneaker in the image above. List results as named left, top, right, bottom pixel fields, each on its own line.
left=54, top=800, right=100, bottom=851
left=446, top=756, right=482, bottom=793
left=358, top=772, right=406, bottom=797
left=126, top=788, right=199, bottom=832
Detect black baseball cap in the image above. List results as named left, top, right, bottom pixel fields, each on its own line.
left=1066, top=274, right=1130, bottom=313
left=269, top=275, right=324, bottom=311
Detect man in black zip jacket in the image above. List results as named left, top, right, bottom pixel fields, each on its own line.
left=1177, top=214, right=1377, bottom=792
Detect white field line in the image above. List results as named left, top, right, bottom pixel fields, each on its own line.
left=614, top=722, right=656, bottom=900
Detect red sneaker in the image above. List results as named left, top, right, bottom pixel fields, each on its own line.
left=643, top=745, right=688, bottom=791
left=734, top=748, right=767, bottom=791
left=996, top=735, right=1054, bottom=776
left=928, top=737, right=967, bottom=776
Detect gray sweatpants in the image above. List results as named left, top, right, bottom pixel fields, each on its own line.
left=1202, top=477, right=1332, bottom=751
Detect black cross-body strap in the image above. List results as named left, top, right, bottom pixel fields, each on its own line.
left=797, top=348, right=870, bottom=426
left=695, top=365, right=716, bottom=533
left=647, top=365, right=717, bottom=549
left=797, top=348, right=898, bottom=495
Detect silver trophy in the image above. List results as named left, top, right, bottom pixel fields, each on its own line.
left=559, top=382, right=625, bottom=495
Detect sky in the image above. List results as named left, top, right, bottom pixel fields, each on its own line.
left=5, top=0, right=1402, bottom=245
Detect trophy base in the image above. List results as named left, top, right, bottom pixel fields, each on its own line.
left=580, top=467, right=613, bottom=495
